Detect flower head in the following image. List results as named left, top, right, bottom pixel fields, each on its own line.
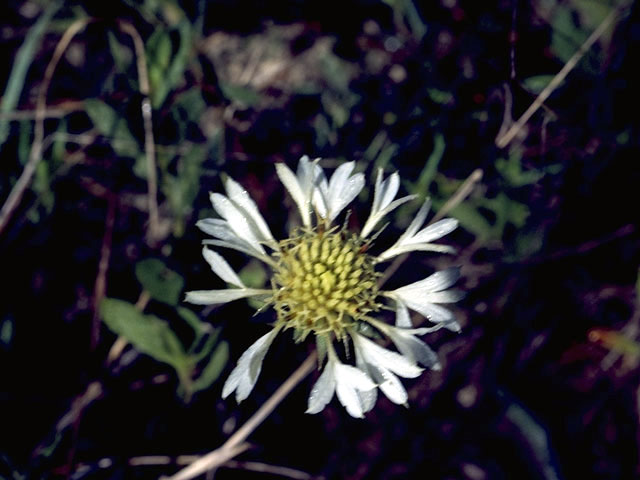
left=186, top=156, right=462, bottom=417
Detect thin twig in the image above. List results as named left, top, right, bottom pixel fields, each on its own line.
left=0, top=17, right=91, bottom=236
left=118, top=21, right=160, bottom=242
left=163, top=353, right=317, bottom=480
left=495, top=4, right=626, bottom=148
left=72, top=454, right=319, bottom=480
left=431, top=168, right=483, bottom=223
left=32, top=381, right=103, bottom=459
left=509, top=0, right=518, bottom=81
left=0, top=101, right=85, bottom=121
left=90, top=195, right=117, bottom=350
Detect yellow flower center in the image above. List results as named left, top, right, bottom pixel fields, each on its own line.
left=271, top=228, right=380, bottom=342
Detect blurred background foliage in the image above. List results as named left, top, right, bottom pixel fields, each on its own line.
left=1, top=0, right=639, bottom=478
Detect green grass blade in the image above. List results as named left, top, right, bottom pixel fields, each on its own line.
left=0, top=1, right=63, bottom=149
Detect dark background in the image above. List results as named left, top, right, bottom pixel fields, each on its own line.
left=1, top=0, right=640, bottom=478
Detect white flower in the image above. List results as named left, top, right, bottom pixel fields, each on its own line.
left=186, top=156, right=462, bottom=417
left=377, top=199, right=458, bottom=262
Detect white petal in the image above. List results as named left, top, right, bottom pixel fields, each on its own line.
left=198, top=218, right=260, bottom=252
left=312, top=169, right=329, bottom=219
left=399, top=198, right=431, bottom=242
left=395, top=298, right=412, bottom=328
left=210, top=193, right=265, bottom=254
left=201, top=239, right=267, bottom=262
left=276, top=162, right=311, bottom=227
left=197, top=218, right=234, bottom=240
left=410, top=218, right=459, bottom=244
left=296, top=156, right=322, bottom=201
left=202, top=248, right=245, bottom=288
left=377, top=242, right=457, bottom=261
left=224, top=177, right=275, bottom=244
left=361, top=169, right=417, bottom=239
left=306, top=359, right=336, bottom=414
left=356, top=387, right=378, bottom=413
left=377, top=170, right=400, bottom=212
left=401, top=298, right=456, bottom=324
left=376, top=201, right=457, bottom=261
left=222, top=328, right=279, bottom=402
left=386, top=328, right=441, bottom=369
left=396, top=268, right=461, bottom=293
left=328, top=161, right=355, bottom=197
left=184, top=288, right=267, bottom=305
left=334, top=363, right=376, bottom=418
left=355, top=340, right=407, bottom=406
left=335, top=362, right=376, bottom=391
left=376, top=194, right=417, bottom=219
left=355, top=334, right=423, bottom=378
left=353, top=344, right=378, bottom=412
left=377, top=369, right=409, bottom=405
left=327, top=173, right=364, bottom=222
left=422, top=290, right=465, bottom=303
left=407, top=325, right=448, bottom=335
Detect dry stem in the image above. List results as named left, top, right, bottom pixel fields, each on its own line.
left=117, top=21, right=160, bottom=242
left=163, top=353, right=317, bottom=480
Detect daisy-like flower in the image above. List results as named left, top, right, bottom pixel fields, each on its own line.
left=186, top=156, right=462, bottom=418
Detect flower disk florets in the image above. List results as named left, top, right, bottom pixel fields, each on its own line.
left=272, top=227, right=380, bottom=342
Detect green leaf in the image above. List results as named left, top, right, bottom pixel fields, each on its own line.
left=135, top=259, right=184, bottom=306
left=0, top=317, right=14, bottom=348
left=551, top=5, right=588, bottom=64
left=219, top=83, right=262, bottom=107
left=34, top=160, right=54, bottom=214
left=162, top=145, right=207, bottom=236
left=85, top=99, right=139, bottom=157
left=192, top=341, right=229, bottom=393
left=522, top=75, right=558, bottom=95
left=415, top=133, right=445, bottom=195
left=450, top=203, right=493, bottom=241
left=107, top=31, right=133, bottom=73
left=100, top=298, right=186, bottom=368
left=150, top=21, right=193, bottom=108
left=495, top=149, right=545, bottom=187
left=154, top=31, right=173, bottom=70
left=239, top=259, right=267, bottom=288
left=427, top=88, right=454, bottom=105
left=177, top=306, right=206, bottom=335
left=85, top=99, right=118, bottom=136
